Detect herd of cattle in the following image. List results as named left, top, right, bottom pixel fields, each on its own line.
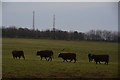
left=12, top=50, right=109, bottom=64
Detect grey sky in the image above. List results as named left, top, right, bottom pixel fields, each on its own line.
left=2, top=2, right=118, bottom=32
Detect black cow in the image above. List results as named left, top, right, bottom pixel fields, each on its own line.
left=88, top=53, right=109, bottom=64
left=36, top=50, right=53, bottom=61
left=12, top=50, right=25, bottom=59
left=58, top=53, right=76, bottom=63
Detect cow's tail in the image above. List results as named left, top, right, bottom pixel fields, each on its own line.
left=51, top=52, right=54, bottom=59
left=22, top=52, right=25, bottom=60
left=74, top=58, right=77, bottom=63
left=23, top=55, right=25, bottom=60
left=107, top=55, right=109, bottom=64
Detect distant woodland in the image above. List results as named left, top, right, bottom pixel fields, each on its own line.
left=1, top=26, right=119, bottom=42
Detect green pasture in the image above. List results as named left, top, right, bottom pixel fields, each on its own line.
left=2, top=38, right=118, bottom=78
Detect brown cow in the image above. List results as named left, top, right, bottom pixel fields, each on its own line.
left=89, top=53, right=109, bottom=64
left=12, top=50, right=25, bottom=59
left=58, top=53, right=76, bottom=63
left=36, top=50, right=53, bottom=61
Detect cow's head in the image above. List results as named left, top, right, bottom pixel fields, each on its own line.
left=88, top=53, right=93, bottom=62
left=58, top=53, right=62, bottom=57
left=90, top=54, right=95, bottom=61
left=36, top=51, right=40, bottom=55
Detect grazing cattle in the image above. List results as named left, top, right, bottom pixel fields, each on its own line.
left=88, top=53, right=109, bottom=64
left=58, top=53, right=76, bottom=63
left=12, top=50, right=25, bottom=59
left=36, top=50, right=53, bottom=61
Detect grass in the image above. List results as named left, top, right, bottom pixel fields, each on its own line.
left=2, top=38, right=118, bottom=78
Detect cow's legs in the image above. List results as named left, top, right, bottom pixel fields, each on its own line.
left=50, top=57, right=52, bottom=61
left=107, top=62, right=108, bottom=65
left=63, top=59, right=67, bottom=62
left=99, top=61, right=101, bottom=64
left=19, top=56, right=20, bottom=59
left=41, top=57, right=43, bottom=60
left=96, top=61, right=98, bottom=64
left=22, top=55, right=25, bottom=60
left=49, top=57, right=52, bottom=61
left=45, top=57, right=48, bottom=61
left=70, top=59, right=73, bottom=62
left=66, top=59, right=68, bottom=62
left=47, top=57, right=51, bottom=61
left=105, top=62, right=106, bottom=64
left=74, top=58, right=76, bottom=63
left=89, top=58, right=92, bottom=62
left=47, top=57, right=52, bottom=61
left=105, top=61, right=108, bottom=65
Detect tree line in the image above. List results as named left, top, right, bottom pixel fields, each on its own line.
left=1, top=26, right=119, bottom=42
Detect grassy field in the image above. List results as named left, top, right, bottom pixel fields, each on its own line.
left=2, top=38, right=118, bottom=78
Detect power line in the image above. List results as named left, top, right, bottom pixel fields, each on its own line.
left=33, top=11, right=35, bottom=30
left=53, top=14, right=55, bottom=30
left=53, top=14, right=55, bottom=39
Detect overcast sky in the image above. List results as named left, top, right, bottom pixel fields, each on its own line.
left=2, top=2, right=118, bottom=32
